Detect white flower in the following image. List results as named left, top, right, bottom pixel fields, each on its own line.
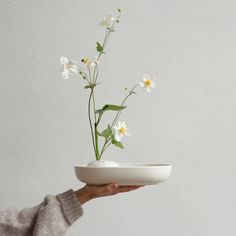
left=112, top=121, right=130, bottom=142
left=81, top=56, right=98, bottom=68
left=139, top=74, right=156, bottom=92
left=100, top=15, right=116, bottom=28
left=60, top=56, right=78, bottom=79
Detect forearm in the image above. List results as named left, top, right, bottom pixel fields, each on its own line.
left=74, top=186, right=91, bottom=205
left=0, top=189, right=83, bottom=236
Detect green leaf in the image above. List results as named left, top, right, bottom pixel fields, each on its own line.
left=112, top=140, right=124, bottom=149
left=101, top=125, right=113, bottom=138
left=84, top=82, right=101, bottom=89
left=84, top=84, right=95, bottom=89
left=106, top=28, right=115, bottom=32
left=96, top=42, right=104, bottom=53
left=95, top=104, right=126, bottom=114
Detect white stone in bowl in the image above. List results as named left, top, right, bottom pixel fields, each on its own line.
left=87, top=160, right=119, bottom=167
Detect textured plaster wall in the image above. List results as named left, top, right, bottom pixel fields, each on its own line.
left=0, top=0, right=235, bottom=235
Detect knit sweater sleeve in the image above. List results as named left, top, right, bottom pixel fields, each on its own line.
left=0, top=189, right=84, bottom=236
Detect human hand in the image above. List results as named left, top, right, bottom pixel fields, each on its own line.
left=74, top=184, right=144, bottom=205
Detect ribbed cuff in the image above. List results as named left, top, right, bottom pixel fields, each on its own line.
left=56, top=189, right=84, bottom=225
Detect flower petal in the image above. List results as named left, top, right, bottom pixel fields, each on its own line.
left=114, top=133, right=122, bottom=142
left=100, top=15, right=116, bottom=27
left=60, top=56, right=69, bottom=65
left=121, top=121, right=127, bottom=128
left=89, top=62, right=96, bottom=67
left=117, top=121, right=122, bottom=128
left=69, top=60, right=78, bottom=65
left=143, top=74, right=151, bottom=80
left=112, top=126, right=118, bottom=133
left=139, top=81, right=144, bottom=87
left=68, top=67, right=78, bottom=75
left=62, top=70, right=69, bottom=79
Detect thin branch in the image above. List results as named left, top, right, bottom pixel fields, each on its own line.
left=88, top=89, right=96, bottom=155
left=111, top=84, right=139, bottom=126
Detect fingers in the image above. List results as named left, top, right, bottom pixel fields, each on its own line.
left=85, top=183, right=145, bottom=199
left=116, top=185, right=144, bottom=193
left=103, top=184, right=144, bottom=195
left=95, top=183, right=119, bottom=197
left=103, top=183, right=119, bottom=194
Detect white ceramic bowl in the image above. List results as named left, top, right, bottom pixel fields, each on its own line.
left=74, top=163, right=172, bottom=186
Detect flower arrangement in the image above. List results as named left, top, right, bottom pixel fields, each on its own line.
left=60, top=9, right=156, bottom=163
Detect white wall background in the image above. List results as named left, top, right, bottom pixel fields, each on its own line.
left=0, top=0, right=236, bottom=235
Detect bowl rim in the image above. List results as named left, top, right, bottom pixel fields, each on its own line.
left=74, top=163, right=172, bottom=168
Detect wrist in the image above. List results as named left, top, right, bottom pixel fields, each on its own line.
left=74, top=187, right=91, bottom=205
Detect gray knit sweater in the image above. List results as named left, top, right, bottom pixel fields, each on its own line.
left=0, top=189, right=84, bottom=236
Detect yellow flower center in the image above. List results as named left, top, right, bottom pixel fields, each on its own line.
left=119, top=127, right=126, bottom=135
left=144, top=79, right=152, bottom=87
left=81, top=57, right=90, bottom=65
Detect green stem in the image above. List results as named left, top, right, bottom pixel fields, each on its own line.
left=92, top=91, right=97, bottom=122
left=99, top=139, right=112, bottom=158
left=93, top=66, right=99, bottom=84
left=88, top=10, right=122, bottom=160
left=99, top=140, right=108, bottom=159
left=97, top=11, right=121, bottom=61
left=111, top=84, right=139, bottom=127
left=88, top=89, right=96, bottom=156
left=94, top=123, right=100, bottom=160
left=88, top=67, right=92, bottom=83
